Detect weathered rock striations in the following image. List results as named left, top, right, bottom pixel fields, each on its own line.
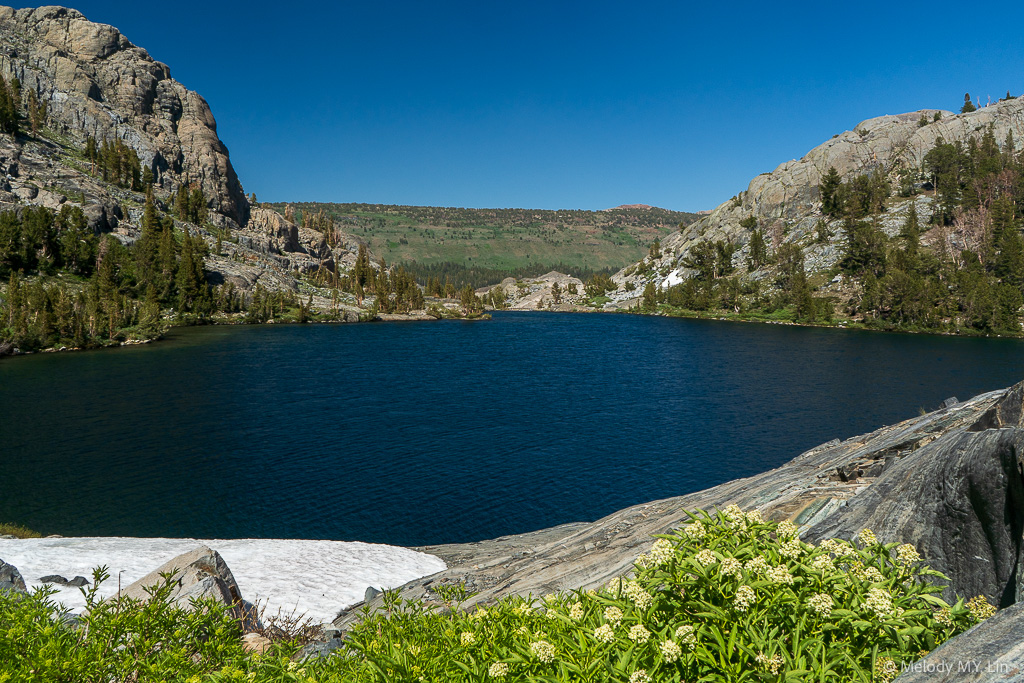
left=0, top=5, right=249, bottom=229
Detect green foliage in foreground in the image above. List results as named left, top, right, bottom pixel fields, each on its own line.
left=0, top=509, right=994, bottom=682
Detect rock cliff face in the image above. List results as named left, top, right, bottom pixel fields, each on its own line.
left=0, top=7, right=381, bottom=309
left=608, top=99, right=1024, bottom=300
left=0, top=5, right=248, bottom=229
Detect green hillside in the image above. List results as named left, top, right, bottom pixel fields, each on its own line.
left=267, top=202, right=699, bottom=287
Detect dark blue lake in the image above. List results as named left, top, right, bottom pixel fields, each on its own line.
left=2, top=312, right=1023, bottom=546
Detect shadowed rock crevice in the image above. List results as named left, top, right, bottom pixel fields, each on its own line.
left=805, top=428, right=1024, bottom=607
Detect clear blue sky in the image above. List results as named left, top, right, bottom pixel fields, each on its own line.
left=15, top=1, right=1024, bottom=211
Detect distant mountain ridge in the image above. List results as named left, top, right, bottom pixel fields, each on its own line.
left=268, top=201, right=700, bottom=288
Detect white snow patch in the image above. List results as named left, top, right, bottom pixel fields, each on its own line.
left=0, top=537, right=446, bottom=624
left=662, top=269, right=685, bottom=288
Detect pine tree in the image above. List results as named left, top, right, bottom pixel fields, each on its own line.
left=961, top=93, right=977, bottom=114
left=175, top=228, right=203, bottom=313
left=819, top=167, right=843, bottom=216
left=0, top=74, right=18, bottom=136
left=900, top=203, right=921, bottom=260
left=642, top=281, right=657, bottom=310
left=746, top=228, right=768, bottom=270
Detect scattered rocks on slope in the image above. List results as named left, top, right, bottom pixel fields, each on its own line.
left=485, top=271, right=586, bottom=311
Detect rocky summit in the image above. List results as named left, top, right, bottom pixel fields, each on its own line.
left=604, top=98, right=1024, bottom=312
left=0, top=5, right=247, bottom=229
left=0, top=4, right=386, bottom=322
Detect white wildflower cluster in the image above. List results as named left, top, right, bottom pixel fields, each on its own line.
left=745, top=509, right=764, bottom=524
left=624, top=580, right=653, bottom=610
left=779, top=540, right=803, bottom=559
left=755, top=651, right=784, bottom=675
left=676, top=624, right=697, bottom=647
left=934, top=607, right=954, bottom=627
left=864, top=566, right=884, bottom=582
left=606, top=577, right=624, bottom=595
left=460, top=632, right=476, bottom=646
left=634, top=553, right=653, bottom=569
left=604, top=606, right=623, bottom=625
left=660, top=639, right=682, bottom=663
left=896, top=543, right=921, bottom=566
left=967, top=595, right=996, bottom=621
left=776, top=520, right=799, bottom=538
left=807, top=593, right=834, bottom=618
left=765, top=565, right=794, bottom=585
left=734, top=585, right=756, bottom=612
left=569, top=601, right=584, bottom=621
left=488, top=662, right=509, bottom=679
left=858, top=528, right=878, bottom=547
left=470, top=608, right=489, bottom=621
left=810, top=554, right=835, bottom=573
left=719, top=557, right=743, bottom=577
left=629, top=670, right=651, bottom=683
left=629, top=624, right=651, bottom=644
left=545, top=608, right=559, bottom=620
left=650, top=538, right=675, bottom=565
left=851, top=562, right=884, bottom=583
left=543, top=594, right=558, bottom=604
left=744, top=557, right=769, bottom=574
left=530, top=640, right=556, bottom=664
left=683, top=520, right=707, bottom=540
left=695, top=549, right=718, bottom=567
left=593, top=624, right=615, bottom=643
left=864, top=587, right=894, bottom=618
left=513, top=604, right=532, bottom=616
left=723, top=504, right=748, bottom=530
left=876, top=657, right=899, bottom=683
left=516, top=625, right=530, bottom=635
left=818, top=538, right=848, bottom=556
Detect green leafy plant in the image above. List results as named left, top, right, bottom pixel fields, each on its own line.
left=0, top=510, right=994, bottom=682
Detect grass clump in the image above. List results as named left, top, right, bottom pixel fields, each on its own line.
left=0, top=508, right=995, bottom=681
left=0, top=522, right=42, bottom=538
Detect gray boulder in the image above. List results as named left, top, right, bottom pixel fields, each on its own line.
left=895, top=601, right=1024, bottom=681
left=0, top=558, right=27, bottom=593
left=39, top=574, right=90, bottom=587
left=114, top=545, right=257, bottom=628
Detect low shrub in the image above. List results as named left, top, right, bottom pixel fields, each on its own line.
left=0, top=508, right=993, bottom=682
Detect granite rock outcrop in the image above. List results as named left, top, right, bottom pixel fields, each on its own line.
left=0, top=5, right=248, bottom=229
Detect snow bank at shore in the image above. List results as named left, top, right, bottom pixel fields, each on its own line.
left=0, top=537, right=446, bottom=624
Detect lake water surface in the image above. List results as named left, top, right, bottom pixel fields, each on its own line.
left=2, top=312, right=1023, bottom=546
